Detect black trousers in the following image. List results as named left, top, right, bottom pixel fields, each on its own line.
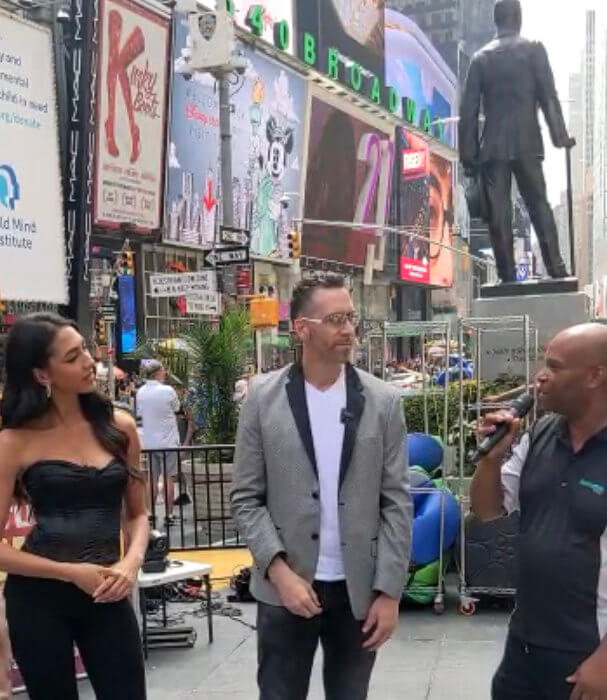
left=482, top=158, right=567, bottom=282
left=4, top=574, right=146, bottom=700
left=492, top=633, right=588, bottom=700
left=257, top=581, right=376, bottom=700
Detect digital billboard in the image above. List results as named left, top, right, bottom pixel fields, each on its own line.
left=166, top=15, right=307, bottom=257
left=204, top=0, right=295, bottom=54
left=392, top=128, right=430, bottom=284
left=392, top=128, right=454, bottom=287
left=428, top=152, right=454, bottom=288
left=302, top=96, right=393, bottom=267
left=297, top=0, right=386, bottom=85
left=384, top=9, right=457, bottom=147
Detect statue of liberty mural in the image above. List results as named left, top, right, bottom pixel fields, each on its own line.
left=249, top=71, right=298, bottom=257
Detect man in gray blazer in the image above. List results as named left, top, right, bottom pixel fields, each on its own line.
left=231, top=274, right=412, bottom=700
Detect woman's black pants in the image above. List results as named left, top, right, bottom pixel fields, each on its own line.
left=4, top=574, right=146, bottom=699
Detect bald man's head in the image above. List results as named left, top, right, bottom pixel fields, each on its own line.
left=537, top=323, right=607, bottom=417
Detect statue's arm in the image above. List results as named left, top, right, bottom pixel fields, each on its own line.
left=532, top=42, right=573, bottom=149
left=458, top=58, right=482, bottom=170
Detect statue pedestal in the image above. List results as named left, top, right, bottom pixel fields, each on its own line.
left=480, top=277, right=579, bottom=299
left=470, top=284, right=591, bottom=380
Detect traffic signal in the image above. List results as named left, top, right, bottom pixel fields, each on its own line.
left=287, top=230, right=301, bottom=259
left=119, top=251, right=134, bottom=275
left=95, top=317, right=107, bottom=346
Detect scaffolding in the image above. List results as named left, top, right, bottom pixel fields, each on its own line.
left=455, top=316, right=539, bottom=615
left=362, top=321, right=455, bottom=613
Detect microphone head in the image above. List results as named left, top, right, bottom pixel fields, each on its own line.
left=510, top=392, right=534, bottom=417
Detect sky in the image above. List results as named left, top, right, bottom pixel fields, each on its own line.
left=521, top=0, right=597, bottom=206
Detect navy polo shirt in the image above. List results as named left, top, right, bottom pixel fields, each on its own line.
left=506, top=415, right=607, bottom=653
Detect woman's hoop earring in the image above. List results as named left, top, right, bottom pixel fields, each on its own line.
left=45, top=384, right=51, bottom=400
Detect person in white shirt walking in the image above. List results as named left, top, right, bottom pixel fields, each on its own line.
left=231, top=275, right=412, bottom=700
left=136, top=361, right=180, bottom=523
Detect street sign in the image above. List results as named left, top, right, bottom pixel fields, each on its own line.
left=220, top=226, right=251, bottom=247
left=100, top=304, right=116, bottom=322
left=149, top=271, right=217, bottom=297
left=203, top=246, right=250, bottom=268
left=186, top=292, right=222, bottom=316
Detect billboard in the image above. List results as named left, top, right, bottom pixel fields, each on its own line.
left=302, top=96, right=393, bottom=266
left=384, top=9, right=457, bottom=146
left=94, top=0, right=170, bottom=232
left=392, top=128, right=454, bottom=287
left=166, top=16, right=306, bottom=257
left=204, top=0, right=295, bottom=54
left=428, top=152, right=454, bottom=288
left=297, top=0, right=386, bottom=85
left=393, top=129, right=430, bottom=284
left=0, top=11, right=67, bottom=303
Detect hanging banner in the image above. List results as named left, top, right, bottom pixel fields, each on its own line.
left=0, top=11, right=67, bottom=303
left=94, top=0, right=170, bottom=232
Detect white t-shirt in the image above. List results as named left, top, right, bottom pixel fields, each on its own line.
left=305, top=369, right=346, bottom=581
left=136, top=380, right=180, bottom=450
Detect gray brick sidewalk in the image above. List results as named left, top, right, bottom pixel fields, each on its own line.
left=75, top=595, right=508, bottom=700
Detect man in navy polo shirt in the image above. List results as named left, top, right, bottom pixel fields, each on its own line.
left=471, top=323, right=607, bottom=700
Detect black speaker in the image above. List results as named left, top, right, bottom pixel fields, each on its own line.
left=142, top=529, right=169, bottom=574
left=464, top=511, right=520, bottom=591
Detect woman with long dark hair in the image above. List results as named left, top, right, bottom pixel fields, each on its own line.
left=0, top=313, right=149, bottom=699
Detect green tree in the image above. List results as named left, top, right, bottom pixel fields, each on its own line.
left=181, top=309, right=252, bottom=444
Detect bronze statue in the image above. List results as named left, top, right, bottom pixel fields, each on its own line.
left=459, top=0, right=574, bottom=283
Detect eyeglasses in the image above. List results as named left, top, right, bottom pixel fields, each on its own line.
left=301, top=311, right=360, bottom=328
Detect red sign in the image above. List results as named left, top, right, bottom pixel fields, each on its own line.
left=401, top=148, right=428, bottom=179
left=236, top=266, right=252, bottom=294
left=400, top=255, right=430, bottom=284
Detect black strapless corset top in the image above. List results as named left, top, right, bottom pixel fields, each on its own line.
left=21, top=459, right=128, bottom=565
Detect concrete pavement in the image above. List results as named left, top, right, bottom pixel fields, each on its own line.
left=75, top=594, right=509, bottom=700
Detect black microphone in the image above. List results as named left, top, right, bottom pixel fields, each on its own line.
left=340, top=408, right=354, bottom=424
left=469, top=393, right=534, bottom=464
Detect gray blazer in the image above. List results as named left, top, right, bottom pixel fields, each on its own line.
left=230, top=363, right=412, bottom=620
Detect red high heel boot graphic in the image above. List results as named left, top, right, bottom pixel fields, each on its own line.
left=104, top=10, right=145, bottom=163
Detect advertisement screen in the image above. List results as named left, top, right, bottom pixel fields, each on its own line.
left=392, top=129, right=454, bottom=287
left=94, top=0, right=170, bottom=231
left=297, top=0, right=385, bottom=84
left=302, top=97, right=393, bottom=266
left=384, top=9, right=457, bottom=147
left=166, top=15, right=307, bottom=257
left=205, top=0, right=295, bottom=54
left=118, top=274, right=137, bottom=353
left=392, top=129, right=430, bottom=284
left=428, top=152, right=454, bottom=288
left=0, top=11, right=67, bottom=303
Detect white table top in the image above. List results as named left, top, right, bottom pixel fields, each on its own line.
left=138, top=559, right=212, bottom=588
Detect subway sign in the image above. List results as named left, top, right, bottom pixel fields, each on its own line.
left=239, top=3, right=448, bottom=144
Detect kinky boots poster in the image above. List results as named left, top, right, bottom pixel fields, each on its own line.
left=94, top=0, right=170, bottom=233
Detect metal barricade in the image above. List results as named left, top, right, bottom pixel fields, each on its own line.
left=142, top=445, right=241, bottom=550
